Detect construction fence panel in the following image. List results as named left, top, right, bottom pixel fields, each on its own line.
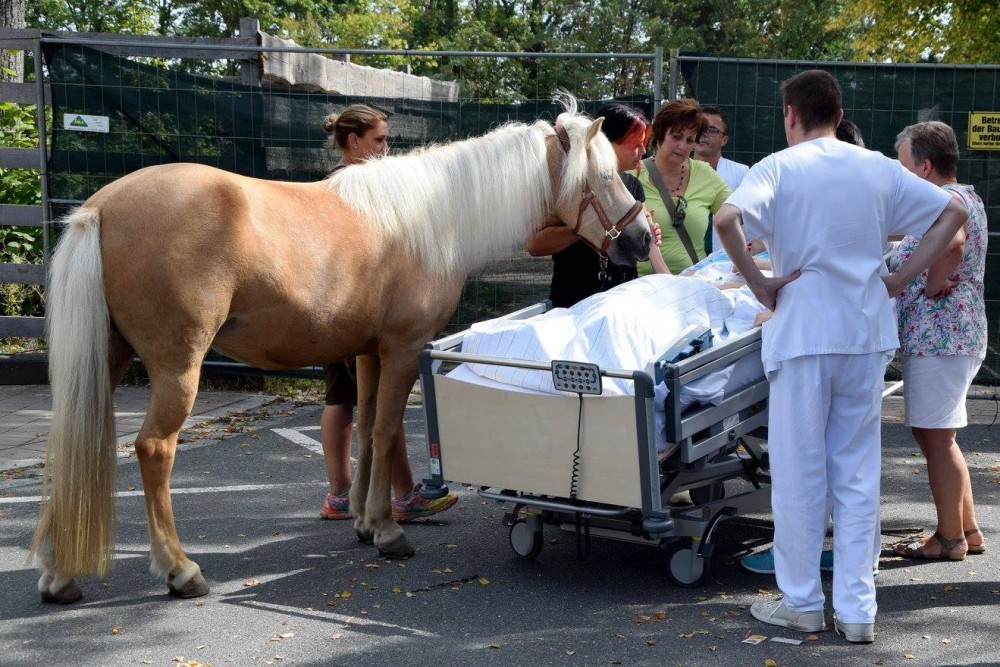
left=42, top=40, right=658, bottom=346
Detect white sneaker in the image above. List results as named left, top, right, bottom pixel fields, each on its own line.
left=750, top=599, right=826, bottom=633
left=834, top=613, right=875, bottom=643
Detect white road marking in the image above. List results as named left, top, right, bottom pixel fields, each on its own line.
left=0, top=482, right=320, bottom=505
left=237, top=598, right=440, bottom=638
left=271, top=427, right=324, bottom=454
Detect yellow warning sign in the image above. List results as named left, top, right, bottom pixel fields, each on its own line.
left=968, top=112, right=1000, bottom=150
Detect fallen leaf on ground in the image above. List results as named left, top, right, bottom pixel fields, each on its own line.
left=646, top=640, right=656, bottom=646
left=488, top=643, right=501, bottom=649
left=243, top=579, right=259, bottom=587
left=479, top=577, right=490, bottom=586
left=110, top=625, right=122, bottom=635
left=565, top=649, right=575, bottom=655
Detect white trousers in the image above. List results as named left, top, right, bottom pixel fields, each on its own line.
left=768, top=353, right=885, bottom=624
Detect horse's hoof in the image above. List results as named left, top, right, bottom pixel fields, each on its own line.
left=40, top=580, right=83, bottom=605
left=377, top=534, right=415, bottom=560
left=167, top=572, right=210, bottom=598
left=355, top=529, right=374, bottom=544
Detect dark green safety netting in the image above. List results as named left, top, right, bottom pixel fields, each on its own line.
left=44, top=42, right=652, bottom=200
left=41, top=41, right=652, bottom=340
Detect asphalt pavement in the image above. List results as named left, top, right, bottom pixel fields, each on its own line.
left=0, top=390, right=998, bottom=667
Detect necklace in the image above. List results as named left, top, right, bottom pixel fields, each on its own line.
left=668, top=160, right=687, bottom=195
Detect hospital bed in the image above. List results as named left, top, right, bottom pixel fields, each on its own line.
left=417, top=272, right=773, bottom=586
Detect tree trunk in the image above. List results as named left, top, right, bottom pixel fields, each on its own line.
left=1, top=0, right=28, bottom=83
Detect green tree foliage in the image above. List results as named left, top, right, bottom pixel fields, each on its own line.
left=25, top=0, right=863, bottom=100
left=29, top=0, right=156, bottom=34
left=645, top=0, right=853, bottom=61
left=837, top=0, right=1000, bottom=63
left=0, top=103, right=44, bottom=317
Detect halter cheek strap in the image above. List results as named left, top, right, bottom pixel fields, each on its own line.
left=554, top=126, right=644, bottom=254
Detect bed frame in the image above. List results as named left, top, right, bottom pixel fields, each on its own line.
left=418, top=302, right=772, bottom=586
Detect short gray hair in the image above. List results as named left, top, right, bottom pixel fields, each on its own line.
left=895, top=121, right=959, bottom=177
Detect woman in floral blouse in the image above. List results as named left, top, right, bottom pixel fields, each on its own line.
left=889, top=121, right=988, bottom=560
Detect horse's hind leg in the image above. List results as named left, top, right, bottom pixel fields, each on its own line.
left=134, top=364, right=209, bottom=598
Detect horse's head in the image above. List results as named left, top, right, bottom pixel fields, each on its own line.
left=548, top=110, right=652, bottom=267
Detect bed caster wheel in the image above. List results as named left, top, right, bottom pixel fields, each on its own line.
left=510, top=518, right=544, bottom=560
left=690, top=482, right=725, bottom=506
left=665, top=540, right=711, bottom=587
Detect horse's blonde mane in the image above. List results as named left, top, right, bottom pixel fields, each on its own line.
left=329, top=97, right=618, bottom=276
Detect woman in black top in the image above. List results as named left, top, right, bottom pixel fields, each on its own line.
left=527, top=103, right=655, bottom=307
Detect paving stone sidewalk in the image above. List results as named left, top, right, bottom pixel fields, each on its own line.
left=0, top=385, right=276, bottom=471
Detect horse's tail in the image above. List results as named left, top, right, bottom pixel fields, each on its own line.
left=28, top=207, right=116, bottom=577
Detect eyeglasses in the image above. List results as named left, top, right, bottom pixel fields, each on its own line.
left=671, top=196, right=687, bottom=228
left=704, top=126, right=724, bottom=137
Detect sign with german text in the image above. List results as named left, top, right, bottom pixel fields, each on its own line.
left=968, top=112, right=1000, bottom=150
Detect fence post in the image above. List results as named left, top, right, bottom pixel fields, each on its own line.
left=239, top=18, right=261, bottom=87
left=33, top=37, right=51, bottom=265
left=668, top=48, right=679, bottom=101
left=653, top=46, right=663, bottom=115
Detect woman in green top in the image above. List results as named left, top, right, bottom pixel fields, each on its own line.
left=637, top=99, right=731, bottom=275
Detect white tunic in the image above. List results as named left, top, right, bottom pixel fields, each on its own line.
left=725, top=138, right=951, bottom=374
left=716, top=156, right=750, bottom=191
left=709, top=157, right=752, bottom=253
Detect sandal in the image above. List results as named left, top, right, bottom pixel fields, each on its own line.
left=965, top=528, right=987, bottom=555
left=894, top=532, right=967, bottom=561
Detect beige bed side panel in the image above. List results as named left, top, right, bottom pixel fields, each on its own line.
left=432, top=376, right=642, bottom=507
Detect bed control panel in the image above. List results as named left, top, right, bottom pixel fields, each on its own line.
left=551, top=360, right=603, bottom=395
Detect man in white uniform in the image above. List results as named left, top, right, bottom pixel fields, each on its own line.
left=694, top=106, right=750, bottom=253
left=713, top=70, right=967, bottom=644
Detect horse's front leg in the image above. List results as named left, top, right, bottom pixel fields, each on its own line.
left=134, top=368, right=209, bottom=598
left=352, top=353, right=416, bottom=559
left=350, top=354, right=379, bottom=544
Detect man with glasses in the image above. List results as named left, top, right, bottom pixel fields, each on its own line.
left=694, top=106, right=749, bottom=190
left=695, top=106, right=750, bottom=253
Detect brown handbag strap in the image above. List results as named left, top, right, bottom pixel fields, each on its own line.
left=643, top=157, right=699, bottom=265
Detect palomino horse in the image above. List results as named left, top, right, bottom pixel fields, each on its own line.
left=29, top=97, right=651, bottom=604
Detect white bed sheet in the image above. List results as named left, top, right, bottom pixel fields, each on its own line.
left=446, top=271, right=769, bottom=451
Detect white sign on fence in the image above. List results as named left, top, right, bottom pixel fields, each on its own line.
left=63, top=113, right=110, bottom=133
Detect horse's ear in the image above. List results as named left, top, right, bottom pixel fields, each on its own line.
left=586, top=117, right=605, bottom=144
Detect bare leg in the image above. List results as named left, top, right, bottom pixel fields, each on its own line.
left=914, top=427, right=974, bottom=540
left=321, top=403, right=354, bottom=495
